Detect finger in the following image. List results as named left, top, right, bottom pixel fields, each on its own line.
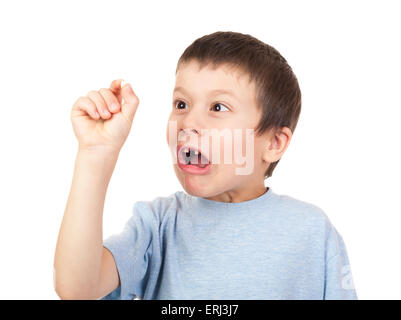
left=120, top=82, right=140, bottom=124
left=110, top=79, right=124, bottom=103
left=99, top=88, right=121, bottom=113
left=87, top=90, right=111, bottom=119
left=110, top=78, right=124, bottom=93
left=72, top=96, right=100, bottom=120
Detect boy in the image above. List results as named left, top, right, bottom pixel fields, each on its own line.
left=54, top=31, right=357, bottom=300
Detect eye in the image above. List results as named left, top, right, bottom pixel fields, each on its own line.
left=210, top=103, right=229, bottom=112
left=174, top=100, right=188, bottom=110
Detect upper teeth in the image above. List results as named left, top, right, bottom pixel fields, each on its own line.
left=182, top=147, right=199, bottom=155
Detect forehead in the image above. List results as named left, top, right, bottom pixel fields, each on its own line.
left=174, top=60, right=256, bottom=102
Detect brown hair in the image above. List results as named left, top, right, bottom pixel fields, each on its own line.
left=176, top=31, right=301, bottom=179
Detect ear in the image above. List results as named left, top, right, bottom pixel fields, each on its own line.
left=262, top=127, right=292, bottom=163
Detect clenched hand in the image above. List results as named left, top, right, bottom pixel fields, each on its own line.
left=71, top=79, right=140, bottom=154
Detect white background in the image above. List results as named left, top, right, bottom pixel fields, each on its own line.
left=0, top=0, right=400, bottom=299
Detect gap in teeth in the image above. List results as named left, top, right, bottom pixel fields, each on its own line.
left=182, top=147, right=198, bottom=154
left=182, top=148, right=200, bottom=165
left=180, top=147, right=209, bottom=165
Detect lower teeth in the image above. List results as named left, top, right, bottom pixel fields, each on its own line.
left=182, top=150, right=209, bottom=167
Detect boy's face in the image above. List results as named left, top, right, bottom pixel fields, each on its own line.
left=166, top=59, right=270, bottom=200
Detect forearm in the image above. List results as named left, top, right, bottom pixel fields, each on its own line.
left=54, top=147, right=119, bottom=299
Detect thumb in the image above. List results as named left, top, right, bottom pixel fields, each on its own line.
left=120, top=81, right=140, bottom=124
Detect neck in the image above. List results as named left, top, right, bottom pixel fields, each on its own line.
left=204, top=183, right=267, bottom=203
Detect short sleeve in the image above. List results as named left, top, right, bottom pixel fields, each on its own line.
left=100, top=202, right=154, bottom=300
left=324, top=223, right=358, bottom=300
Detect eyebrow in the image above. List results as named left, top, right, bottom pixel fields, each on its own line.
left=173, top=86, right=240, bottom=102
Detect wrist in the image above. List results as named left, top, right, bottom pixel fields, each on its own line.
left=78, top=145, right=121, bottom=158
left=76, top=146, right=120, bottom=170
left=75, top=147, right=119, bottom=180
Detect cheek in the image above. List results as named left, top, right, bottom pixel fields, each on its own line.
left=252, top=136, right=266, bottom=164
left=230, top=128, right=255, bottom=162
left=166, top=115, right=178, bottom=147
left=227, top=128, right=259, bottom=176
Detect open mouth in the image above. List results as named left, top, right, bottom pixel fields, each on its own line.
left=177, top=145, right=211, bottom=173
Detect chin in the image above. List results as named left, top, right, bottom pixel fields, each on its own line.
left=182, top=184, right=210, bottom=198
left=173, top=165, right=216, bottom=198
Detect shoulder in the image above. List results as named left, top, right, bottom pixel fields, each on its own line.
left=132, top=191, right=186, bottom=227
left=271, top=191, right=340, bottom=241
left=272, top=191, right=349, bottom=259
left=275, top=192, right=330, bottom=225
left=276, top=191, right=346, bottom=253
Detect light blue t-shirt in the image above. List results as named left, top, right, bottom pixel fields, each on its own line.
left=101, top=186, right=357, bottom=300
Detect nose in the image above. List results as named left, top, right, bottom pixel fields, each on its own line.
left=180, top=107, right=203, bottom=135
left=181, top=127, right=198, bottom=135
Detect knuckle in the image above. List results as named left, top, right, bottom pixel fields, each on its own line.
left=76, top=95, right=85, bottom=103
left=73, top=96, right=82, bottom=107
left=74, top=96, right=89, bottom=109
left=100, top=88, right=117, bottom=103
left=86, top=98, right=96, bottom=108
left=99, top=104, right=110, bottom=114
left=88, top=102, right=96, bottom=111
left=95, top=101, right=107, bottom=111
